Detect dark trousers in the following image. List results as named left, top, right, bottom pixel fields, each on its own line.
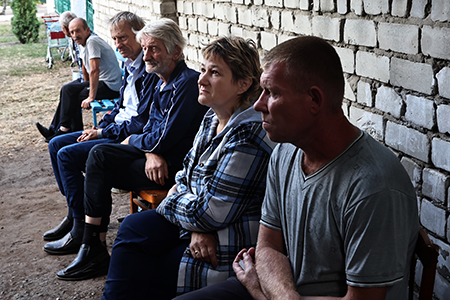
left=102, top=210, right=189, bottom=300
left=49, top=79, right=119, bottom=131
left=173, top=277, right=253, bottom=300
left=48, top=131, right=117, bottom=218
left=84, top=143, right=176, bottom=231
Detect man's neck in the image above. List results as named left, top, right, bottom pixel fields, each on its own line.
left=300, top=116, right=360, bottom=175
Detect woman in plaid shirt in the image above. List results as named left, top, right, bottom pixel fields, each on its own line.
left=102, top=36, right=276, bottom=300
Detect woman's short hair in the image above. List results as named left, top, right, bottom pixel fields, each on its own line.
left=136, top=18, right=185, bottom=63
left=59, top=11, right=77, bottom=29
left=109, top=11, right=145, bottom=32
left=262, top=36, right=344, bottom=112
left=202, top=36, right=262, bottom=108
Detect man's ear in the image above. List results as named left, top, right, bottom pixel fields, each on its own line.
left=237, top=78, right=252, bottom=95
left=309, top=86, right=325, bottom=115
left=172, top=46, right=183, bottom=61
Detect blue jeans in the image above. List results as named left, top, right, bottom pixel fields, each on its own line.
left=48, top=131, right=117, bottom=218
left=173, top=277, right=252, bottom=300
left=102, top=210, right=189, bottom=300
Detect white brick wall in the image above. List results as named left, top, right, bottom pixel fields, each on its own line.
left=375, top=86, right=403, bottom=118
left=404, top=95, right=435, bottom=130
left=421, top=199, right=446, bottom=238
left=334, top=46, right=354, bottom=74
left=436, top=67, right=450, bottom=99
left=430, top=0, right=450, bottom=22
left=349, top=106, right=384, bottom=140
left=293, top=13, right=312, bottom=35
left=392, top=0, right=408, bottom=17
left=385, top=121, right=429, bottom=162
left=363, top=0, right=389, bottom=15
left=344, top=19, right=376, bottom=47
left=437, top=104, right=450, bottom=134
left=390, top=58, right=434, bottom=94
left=357, top=80, right=372, bottom=106
left=93, top=0, right=450, bottom=296
left=422, top=168, right=449, bottom=204
left=411, top=0, right=427, bottom=18
left=432, top=138, right=450, bottom=172
left=356, top=51, right=389, bottom=83
left=400, top=157, right=421, bottom=188
left=378, top=22, right=418, bottom=54
left=312, top=16, right=341, bottom=42
left=422, top=26, right=450, bottom=60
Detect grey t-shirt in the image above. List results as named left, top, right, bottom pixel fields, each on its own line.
left=261, top=131, right=419, bottom=299
left=79, top=34, right=122, bottom=91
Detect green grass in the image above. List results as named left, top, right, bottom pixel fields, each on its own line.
left=0, top=21, right=71, bottom=76
left=0, top=24, right=16, bottom=43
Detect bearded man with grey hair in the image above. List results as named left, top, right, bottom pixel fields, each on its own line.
left=55, top=18, right=208, bottom=281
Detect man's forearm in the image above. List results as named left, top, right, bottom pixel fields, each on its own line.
left=256, top=246, right=300, bottom=300
left=88, top=69, right=99, bottom=99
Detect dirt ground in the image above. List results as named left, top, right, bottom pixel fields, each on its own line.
left=0, top=22, right=129, bottom=300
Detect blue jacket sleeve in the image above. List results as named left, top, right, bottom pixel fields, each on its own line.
left=100, top=72, right=157, bottom=142
left=128, top=69, right=205, bottom=156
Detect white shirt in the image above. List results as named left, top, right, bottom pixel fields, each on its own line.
left=114, top=51, right=143, bottom=125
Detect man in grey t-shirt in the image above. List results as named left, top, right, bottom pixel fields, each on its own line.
left=174, top=36, right=419, bottom=300
left=36, top=18, right=122, bottom=142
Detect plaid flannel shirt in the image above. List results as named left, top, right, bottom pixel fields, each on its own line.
left=156, top=106, right=276, bottom=294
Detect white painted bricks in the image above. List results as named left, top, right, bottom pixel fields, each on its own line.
left=437, top=105, right=450, bottom=134
left=378, top=22, right=419, bottom=55
left=363, top=0, right=389, bottom=15
left=422, top=168, right=449, bottom=204
left=436, top=67, right=450, bottom=99
left=390, top=58, right=434, bottom=95
left=349, top=106, right=384, bottom=140
left=357, top=81, right=372, bottom=106
left=356, top=51, right=389, bottom=83
left=430, top=0, right=450, bottom=22
left=375, top=86, right=403, bottom=118
left=260, top=31, right=277, bottom=51
left=400, top=157, right=421, bottom=188
left=392, top=0, right=408, bottom=17
left=344, top=19, right=376, bottom=47
left=422, top=26, right=450, bottom=60
left=334, top=46, right=354, bottom=74
left=432, top=138, right=450, bottom=172
left=385, top=121, right=429, bottom=162
left=312, top=16, right=341, bottom=42
left=421, top=199, right=446, bottom=238
left=404, top=95, right=435, bottom=130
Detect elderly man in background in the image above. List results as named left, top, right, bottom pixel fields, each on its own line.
left=36, top=17, right=122, bottom=141
left=42, top=11, right=155, bottom=257
left=55, top=18, right=208, bottom=281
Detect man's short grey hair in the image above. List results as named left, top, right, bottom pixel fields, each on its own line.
left=136, top=18, right=185, bottom=62
left=59, top=11, right=77, bottom=29
left=109, top=11, right=145, bottom=32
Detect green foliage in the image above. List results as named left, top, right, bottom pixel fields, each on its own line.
left=0, top=23, right=67, bottom=76
left=10, top=0, right=40, bottom=44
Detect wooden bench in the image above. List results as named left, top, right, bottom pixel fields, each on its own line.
left=409, top=227, right=440, bottom=300
left=129, top=190, right=168, bottom=214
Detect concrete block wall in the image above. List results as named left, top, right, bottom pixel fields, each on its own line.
left=92, top=0, right=450, bottom=297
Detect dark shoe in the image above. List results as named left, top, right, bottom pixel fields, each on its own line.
left=43, top=216, right=73, bottom=241
left=45, top=128, right=71, bottom=142
left=35, top=122, right=54, bottom=139
left=43, top=232, right=81, bottom=255
left=56, top=243, right=110, bottom=281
